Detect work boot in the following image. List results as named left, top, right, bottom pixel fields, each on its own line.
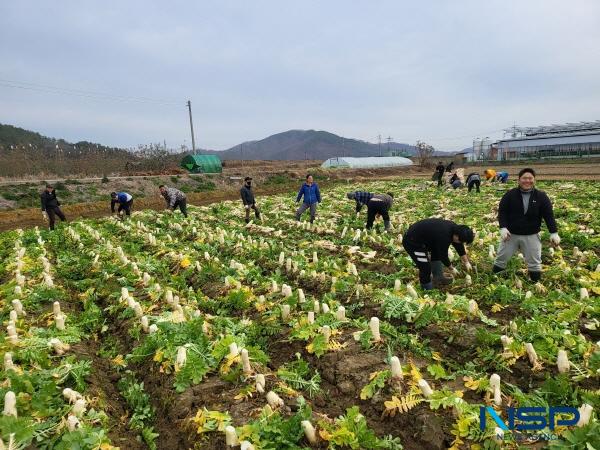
left=383, top=220, right=391, bottom=231
left=493, top=265, right=505, bottom=274
left=431, top=261, right=453, bottom=287
left=528, top=271, right=541, bottom=282
left=421, top=281, right=433, bottom=290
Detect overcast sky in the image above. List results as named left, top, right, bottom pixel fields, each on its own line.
left=1, top=0, right=599, bottom=151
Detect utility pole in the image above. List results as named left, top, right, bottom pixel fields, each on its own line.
left=240, top=143, right=243, bottom=168
left=387, top=136, right=392, bottom=155
left=186, top=100, right=196, bottom=152
left=378, top=134, right=382, bottom=157
left=341, top=137, right=345, bottom=157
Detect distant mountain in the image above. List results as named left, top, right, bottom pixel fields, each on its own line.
left=203, top=129, right=444, bottom=160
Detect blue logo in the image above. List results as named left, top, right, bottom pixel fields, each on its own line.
left=480, top=406, right=579, bottom=432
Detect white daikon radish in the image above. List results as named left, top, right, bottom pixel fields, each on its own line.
left=281, top=284, right=292, bottom=298
left=266, top=391, right=284, bottom=408
left=256, top=374, right=266, bottom=394
left=72, top=399, right=86, bottom=417
left=509, top=321, right=518, bottom=333
left=500, top=335, right=513, bottom=349
left=3, top=391, right=17, bottom=416
left=142, top=272, right=151, bottom=285
left=63, top=388, right=82, bottom=403
left=141, top=316, right=149, bottom=333
left=229, top=343, right=240, bottom=357
left=49, top=338, right=70, bottom=355
left=394, top=279, right=401, bottom=291
left=369, top=317, right=381, bottom=341
left=7, top=326, right=18, bottom=344
left=418, top=379, right=433, bottom=398
left=225, top=425, right=239, bottom=447
left=148, top=324, right=158, bottom=334
left=298, top=289, right=305, bottom=303
left=557, top=350, right=570, bottom=373
left=11, top=300, right=24, bottom=317
left=468, top=300, right=478, bottom=315
left=321, top=325, right=331, bottom=342
left=580, top=288, right=589, bottom=300
left=312, top=251, right=318, bottom=264
left=577, top=404, right=593, bottom=427
left=279, top=252, right=285, bottom=266
left=301, top=420, right=318, bottom=444
left=465, top=274, right=472, bottom=286
left=407, top=284, right=418, bottom=299
left=336, top=306, right=346, bottom=321
left=271, top=281, right=279, bottom=293
left=489, top=374, right=501, bottom=391
left=241, top=349, right=252, bottom=374
left=524, top=343, right=538, bottom=366
left=321, top=303, right=330, bottom=314
left=525, top=290, right=533, bottom=299
left=281, top=305, right=290, bottom=320
left=53, top=301, right=62, bottom=317
left=133, top=303, right=143, bottom=318
left=67, top=415, right=80, bottom=431
left=175, top=346, right=187, bottom=370
left=341, top=226, right=348, bottom=238
left=4, top=353, right=14, bottom=371
left=493, top=386, right=502, bottom=406
left=313, top=301, right=320, bottom=314
left=9, top=310, right=17, bottom=322
left=55, top=314, right=66, bottom=331
left=240, top=441, right=255, bottom=450
left=286, top=258, right=292, bottom=273
left=390, top=356, right=403, bottom=380
left=307, top=311, right=315, bottom=324
left=165, top=290, right=174, bottom=304
left=14, top=285, right=22, bottom=296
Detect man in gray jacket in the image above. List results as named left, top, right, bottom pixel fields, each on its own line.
left=240, top=177, right=261, bottom=223
left=159, top=185, right=188, bottom=217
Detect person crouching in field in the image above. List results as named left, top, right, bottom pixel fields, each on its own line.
left=295, top=174, right=321, bottom=223
left=493, top=168, right=559, bottom=282
left=496, top=171, right=509, bottom=183
left=110, top=191, right=133, bottom=218
left=159, top=185, right=188, bottom=217
left=240, top=177, right=261, bottom=223
left=403, top=218, right=474, bottom=290
left=466, top=172, right=481, bottom=193
left=346, top=191, right=394, bottom=231
left=41, top=184, right=66, bottom=230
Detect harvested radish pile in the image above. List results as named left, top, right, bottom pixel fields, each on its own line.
left=0, top=180, right=598, bottom=449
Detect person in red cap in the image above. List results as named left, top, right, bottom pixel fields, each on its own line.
left=240, top=177, right=261, bottom=223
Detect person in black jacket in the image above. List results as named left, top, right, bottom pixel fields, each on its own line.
left=493, top=167, right=559, bottom=281
left=403, top=218, right=474, bottom=290
left=434, top=162, right=445, bottom=187
left=41, top=184, right=66, bottom=230
left=365, top=193, right=394, bottom=231
left=240, top=177, right=261, bottom=223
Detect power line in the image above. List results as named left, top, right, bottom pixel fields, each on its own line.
left=0, top=78, right=182, bottom=107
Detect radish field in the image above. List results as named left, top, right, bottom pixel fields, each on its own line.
left=1, top=180, right=599, bottom=450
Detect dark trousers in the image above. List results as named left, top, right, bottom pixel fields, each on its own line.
left=47, top=206, right=66, bottom=230
left=468, top=180, right=480, bottom=192
left=296, top=202, right=317, bottom=223
left=366, top=200, right=389, bottom=229
left=245, top=204, right=260, bottom=223
left=173, top=199, right=188, bottom=217
left=403, top=239, right=431, bottom=284
left=118, top=200, right=133, bottom=216
left=436, top=172, right=444, bottom=187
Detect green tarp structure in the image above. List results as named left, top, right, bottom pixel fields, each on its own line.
left=181, top=154, right=222, bottom=173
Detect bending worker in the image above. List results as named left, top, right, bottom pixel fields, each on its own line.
left=240, top=177, right=261, bottom=223
left=403, top=218, right=474, bottom=290
left=484, top=169, right=497, bottom=182
left=110, top=191, right=133, bottom=217
left=496, top=171, right=509, bottom=183
left=346, top=191, right=394, bottom=231
left=466, top=172, right=481, bottom=193
left=493, top=168, right=559, bottom=282
left=159, top=185, right=188, bottom=217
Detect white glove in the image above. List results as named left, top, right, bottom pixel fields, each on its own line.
left=464, top=261, right=473, bottom=272
left=550, top=233, right=560, bottom=245
left=500, top=228, right=511, bottom=241
left=245, top=205, right=250, bottom=209
left=42, top=211, right=48, bottom=221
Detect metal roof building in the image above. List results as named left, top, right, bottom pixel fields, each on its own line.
left=495, top=121, right=600, bottom=160
left=321, top=156, right=413, bottom=169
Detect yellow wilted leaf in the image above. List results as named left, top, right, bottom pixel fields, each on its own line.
left=463, top=376, right=480, bottom=390
left=319, top=429, right=333, bottom=441
left=220, top=353, right=240, bottom=375
left=327, top=340, right=348, bottom=351
left=112, top=354, right=126, bottom=367
left=491, top=303, right=504, bottom=313
left=592, top=286, right=600, bottom=295
left=431, top=351, right=442, bottom=361
left=180, top=257, right=191, bottom=268
left=383, top=394, right=423, bottom=417
left=409, top=363, right=422, bottom=382
left=153, top=350, right=164, bottom=362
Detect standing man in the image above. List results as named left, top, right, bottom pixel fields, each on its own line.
left=110, top=191, right=134, bottom=218
left=466, top=172, right=481, bottom=193
left=403, top=218, right=474, bottom=290
left=41, top=184, right=66, bottom=230
left=434, top=161, right=445, bottom=187
left=493, top=168, right=559, bottom=281
left=295, top=174, right=321, bottom=223
left=240, top=177, right=261, bottom=223
left=496, top=171, right=509, bottom=183
left=159, top=185, right=188, bottom=217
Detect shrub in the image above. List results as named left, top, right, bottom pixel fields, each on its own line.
left=54, top=181, right=67, bottom=190
left=101, top=175, right=109, bottom=183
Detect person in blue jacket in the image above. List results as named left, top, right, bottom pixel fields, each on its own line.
left=295, top=174, right=321, bottom=223
left=110, top=191, right=133, bottom=217
left=496, top=171, right=509, bottom=183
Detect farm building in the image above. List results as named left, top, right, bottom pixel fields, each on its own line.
left=180, top=154, right=222, bottom=173
left=494, top=121, right=600, bottom=161
left=321, top=156, right=413, bottom=169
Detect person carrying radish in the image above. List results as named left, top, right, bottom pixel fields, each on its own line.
left=41, top=184, right=67, bottom=230
left=295, top=174, right=321, bottom=223
left=159, top=185, right=188, bottom=217
left=402, top=218, right=474, bottom=290
left=110, top=191, right=133, bottom=218
left=492, top=167, right=559, bottom=282
left=240, top=177, right=261, bottom=223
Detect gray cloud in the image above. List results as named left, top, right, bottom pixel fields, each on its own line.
left=1, top=0, right=599, bottom=151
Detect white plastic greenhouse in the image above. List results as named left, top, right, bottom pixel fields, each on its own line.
left=321, top=156, right=414, bottom=169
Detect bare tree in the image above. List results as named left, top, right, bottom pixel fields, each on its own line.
left=415, top=140, right=435, bottom=167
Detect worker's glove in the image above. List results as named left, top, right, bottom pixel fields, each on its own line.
left=500, top=228, right=511, bottom=242
left=550, top=233, right=561, bottom=245
left=464, top=261, right=473, bottom=272
left=42, top=211, right=48, bottom=222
